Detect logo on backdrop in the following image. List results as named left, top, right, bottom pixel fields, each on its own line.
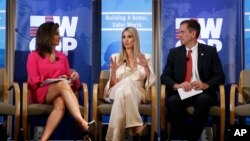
left=175, top=18, right=223, bottom=52
left=29, top=15, right=78, bottom=54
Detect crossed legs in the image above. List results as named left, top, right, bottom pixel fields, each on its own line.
left=40, top=80, right=89, bottom=141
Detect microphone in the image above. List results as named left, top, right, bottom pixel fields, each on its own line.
left=55, top=57, right=59, bottom=61
left=15, top=28, right=31, bottom=41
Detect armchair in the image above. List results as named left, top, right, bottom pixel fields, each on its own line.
left=0, top=67, right=20, bottom=141
left=230, top=70, right=250, bottom=125
left=22, top=69, right=89, bottom=140
left=93, top=70, right=157, bottom=141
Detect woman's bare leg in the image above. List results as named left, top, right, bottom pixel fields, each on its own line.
left=40, top=97, right=65, bottom=141
left=41, top=80, right=89, bottom=140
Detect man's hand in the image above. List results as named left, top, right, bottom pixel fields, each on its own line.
left=191, top=80, right=209, bottom=90
left=174, top=82, right=192, bottom=92
left=174, top=80, right=209, bottom=92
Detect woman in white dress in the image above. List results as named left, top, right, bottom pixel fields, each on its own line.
left=104, top=27, right=156, bottom=141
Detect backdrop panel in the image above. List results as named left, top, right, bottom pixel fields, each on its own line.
left=15, top=0, right=92, bottom=91
left=101, top=0, right=152, bottom=70
left=162, top=0, right=242, bottom=84
left=245, top=0, right=250, bottom=69
left=0, top=0, right=6, bottom=68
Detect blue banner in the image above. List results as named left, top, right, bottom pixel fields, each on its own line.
left=0, top=0, right=6, bottom=125
left=0, top=0, right=6, bottom=68
left=101, top=0, right=152, bottom=70
left=15, top=0, right=92, bottom=87
left=162, top=0, right=242, bottom=84
left=245, top=0, right=250, bottom=69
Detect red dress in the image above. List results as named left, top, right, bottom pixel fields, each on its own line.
left=27, top=51, right=79, bottom=104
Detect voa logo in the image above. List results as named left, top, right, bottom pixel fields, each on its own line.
left=29, top=15, right=78, bottom=55
left=175, top=18, right=223, bottom=52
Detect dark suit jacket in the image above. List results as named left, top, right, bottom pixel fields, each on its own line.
left=161, top=43, right=225, bottom=98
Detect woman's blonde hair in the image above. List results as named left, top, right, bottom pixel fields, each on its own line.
left=118, top=27, right=141, bottom=63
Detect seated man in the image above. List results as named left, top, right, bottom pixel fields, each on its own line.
left=161, top=19, right=225, bottom=140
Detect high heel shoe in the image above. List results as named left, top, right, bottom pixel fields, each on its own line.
left=87, top=120, right=96, bottom=134
left=83, top=135, right=92, bottom=141
left=81, top=130, right=92, bottom=141
left=82, top=120, right=96, bottom=141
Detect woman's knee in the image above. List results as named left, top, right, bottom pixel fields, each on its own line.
left=53, top=97, right=66, bottom=112
left=53, top=80, right=72, bottom=93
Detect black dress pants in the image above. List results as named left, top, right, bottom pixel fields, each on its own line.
left=167, top=93, right=214, bottom=141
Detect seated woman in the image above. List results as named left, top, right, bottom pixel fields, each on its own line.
left=104, top=27, right=156, bottom=141
left=27, top=22, right=94, bottom=141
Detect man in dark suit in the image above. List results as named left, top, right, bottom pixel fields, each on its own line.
left=161, top=19, right=225, bottom=140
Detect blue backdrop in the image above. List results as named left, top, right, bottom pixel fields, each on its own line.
left=162, top=0, right=242, bottom=84
left=15, top=0, right=92, bottom=86
left=245, top=0, right=250, bottom=69
left=0, top=0, right=6, bottom=125
left=101, top=0, right=152, bottom=70
left=0, top=0, right=6, bottom=68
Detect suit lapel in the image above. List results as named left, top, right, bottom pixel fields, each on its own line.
left=198, top=43, right=204, bottom=73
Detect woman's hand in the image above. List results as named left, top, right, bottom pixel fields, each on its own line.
left=109, top=56, right=123, bottom=87
left=137, top=54, right=149, bottom=68
left=70, top=71, right=80, bottom=81
left=138, top=54, right=151, bottom=78
left=110, top=56, right=123, bottom=73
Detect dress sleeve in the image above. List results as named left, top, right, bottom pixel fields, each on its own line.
left=144, top=55, right=156, bottom=91
left=27, top=52, right=45, bottom=91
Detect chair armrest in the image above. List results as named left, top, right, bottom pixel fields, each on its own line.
left=93, top=83, right=98, bottom=121
left=22, top=82, right=28, bottom=116
left=151, top=84, right=156, bottom=111
left=218, top=84, right=226, bottom=131
left=22, top=82, right=28, bottom=138
left=160, top=84, right=166, bottom=130
left=81, top=83, right=89, bottom=121
left=230, top=84, right=237, bottom=124
left=13, top=82, right=21, bottom=118
left=150, top=84, right=156, bottom=133
left=219, top=85, right=225, bottom=112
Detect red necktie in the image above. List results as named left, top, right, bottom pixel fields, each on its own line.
left=185, top=50, right=192, bottom=82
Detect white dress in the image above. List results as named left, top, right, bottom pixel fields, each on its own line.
left=105, top=53, right=156, bottom=141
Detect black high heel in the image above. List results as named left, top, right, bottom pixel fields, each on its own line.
left=87, top=120, right=96, bottom=134
left=83, top=135, right=92, bottom=141
left=82, top=120, right=96, bottom=141
left=81, top=131, right=92, bottom=141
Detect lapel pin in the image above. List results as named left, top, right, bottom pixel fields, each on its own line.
left=201, top=53, right=204, bottom=56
